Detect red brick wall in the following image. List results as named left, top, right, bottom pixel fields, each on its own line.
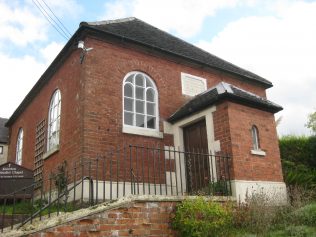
left=79, top=37, right=267, bottom=159
left=8, top=50, right=84, bottom=178
left=213, top=101, right=283, bottom=182
left=28, top=201, right=178, bottom=237
left=7, top=34, right=278, bottom=183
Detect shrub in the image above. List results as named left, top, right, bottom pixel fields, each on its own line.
left=291, top=203, right=316, bottom=226
left=172, top=197, right=232, bottom=237
left=279, top=135, right=316, bottom=168
left=233, top=192, right=273, bottom=234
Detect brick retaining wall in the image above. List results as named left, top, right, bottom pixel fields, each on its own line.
left=29, top=201, right=178, bottom=237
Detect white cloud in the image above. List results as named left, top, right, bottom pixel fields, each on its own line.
left=0, top=1, right=48, bottom=46
left=40, top=41, right=64, bottom=64
left=0, top=0, right=75, bottom=118
left=0, top=53, right=46, bottom=117
left=0, top=41, right=63, bottom=118
left=197, top=1, right=316, bottom=135
left=37, top=0, right=83, bottom=19
left=0, top=0, right=81, bottom=47
left=101, top=0, right=239, bottom=38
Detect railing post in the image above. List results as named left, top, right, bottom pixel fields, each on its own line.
left=110, top=150, right=113, bottom=200
left=153, top=144, right=156, bottom=195
left=73, top=166, right=77, bottom=209
left=88, top=160, right=92, bottom=206
left=135, top=146, right=139, bottom=195
left=39, top=180, right=44, bottom=221
left=103, top=157, right=106, bottom=202
left=96, top=157, right=99, bottom=204
left=163, top=146, right=167, bottom=195
left=168, top=146, right=173, bottom=195
left=147, top=145, right=150, bottom=195
left=178, top=146, right=184, bottom=196
left=49, top=174, right=52, bottom=217
left=11, top=192, right=16, bottom=229
left=173, top=147, right=179, bottom=195
left=57, top=177, right=60, bottom=215
left=129, top=145, right=133, bottom=195
left=1, top=198, right=7, bottom=233
left=158, top=145, right=162, bottom=195
left=30, top=183, right=35, bottom=224
left=64, top=170, right=69, bottom=211
left=116, top=149, right=120, bottom=199
left=123, top=145, right=127, bottom=197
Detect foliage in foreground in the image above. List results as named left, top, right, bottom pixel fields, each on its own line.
left=172, top=189, right=316, bottom=237
left=279, top=135, right=316, bottom=168
left=172, top=197, right=233, bottom=237
left=279, top=135, right=316, bottom=194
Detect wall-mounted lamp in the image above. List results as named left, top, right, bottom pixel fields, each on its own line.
left=78, top=40, right=93, bottom=64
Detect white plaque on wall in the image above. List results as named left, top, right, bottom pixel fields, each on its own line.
left=181, top=73, right=207, bottom=96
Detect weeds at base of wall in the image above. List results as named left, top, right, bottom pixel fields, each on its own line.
left=172, top=187, right=316, bottom=237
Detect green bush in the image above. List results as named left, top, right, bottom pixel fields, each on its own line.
left=279, top=135, right=316, bottom=192
left=172, top=197, right=232, bottom=237
left=291, top=203, right=316, bottom=226
left=279, top=135, right=316, bottom=169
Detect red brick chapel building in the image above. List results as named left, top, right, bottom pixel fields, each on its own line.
left=5, top=18, right=286, bottom=202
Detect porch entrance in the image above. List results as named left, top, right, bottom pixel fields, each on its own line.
left=183, top=119, right=210, bottom=193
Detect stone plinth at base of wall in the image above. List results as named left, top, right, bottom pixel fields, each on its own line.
left=231, top=180, right=287, bottom=204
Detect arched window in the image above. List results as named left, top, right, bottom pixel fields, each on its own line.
left=251, top=125, right=260, bottom=150
left=123, top=72, right=158, bottom=130
left=48, top=89, right=61, bottom=151
left=16, top=128, right=23, bottom=165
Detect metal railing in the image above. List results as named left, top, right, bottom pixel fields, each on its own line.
left=0, top=144, right=232, bottom=232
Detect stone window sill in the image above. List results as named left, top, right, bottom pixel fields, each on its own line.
left=251, top=149, right=266, bottom=156
left=43, top=145, right=60, bottom=160
left=123, top=126, right=163, bottom=138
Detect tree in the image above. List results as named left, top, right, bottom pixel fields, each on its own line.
left=306, top=111, right=316, bottom=134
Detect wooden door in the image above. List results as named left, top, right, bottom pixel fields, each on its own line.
left=183, top=119, right=209, bottom=193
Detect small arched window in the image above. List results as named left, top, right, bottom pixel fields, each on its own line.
left=16, top=128, right=23, bottom=165
left=48, top=89, right=61, bottom=151
left=123, top=72, right=158, bottom=130
left=251, top=125, right=260, bottom=150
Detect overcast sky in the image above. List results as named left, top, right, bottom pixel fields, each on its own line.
left=0, top=0, right=315, bottom=136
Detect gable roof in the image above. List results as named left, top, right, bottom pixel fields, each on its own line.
left=82, top=17, right=272, bottom=88
left=6, top=17, right=273, bottom=127
left=0, top=117, right=9, bottom=143
left=168, top=82, right=283, bottom=123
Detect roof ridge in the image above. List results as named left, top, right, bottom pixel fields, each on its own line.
left=84, top=17, right=137, bottom=26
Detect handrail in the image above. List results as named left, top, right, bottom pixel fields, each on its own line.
left=18, top=179, right=84, bottom=228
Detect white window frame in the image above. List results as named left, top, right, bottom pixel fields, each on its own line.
left=47, top=89, right=61, bottom=151
left=251, top=125, right=266, bottom=156
left=122, top=71, right=162, bottom=138
left=0, top=145, right=3, bottom=155
left=181, top=72, right=207, bottom=96
left=16, top=128, right=23, bottom=165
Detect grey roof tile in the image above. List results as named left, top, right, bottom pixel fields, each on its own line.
left=84, top=17, right=272, bottom=87
left=168, top=82, right=282, bottom=123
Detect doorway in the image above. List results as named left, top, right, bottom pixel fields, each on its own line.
left=183, top=119, right=210, bottom=193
